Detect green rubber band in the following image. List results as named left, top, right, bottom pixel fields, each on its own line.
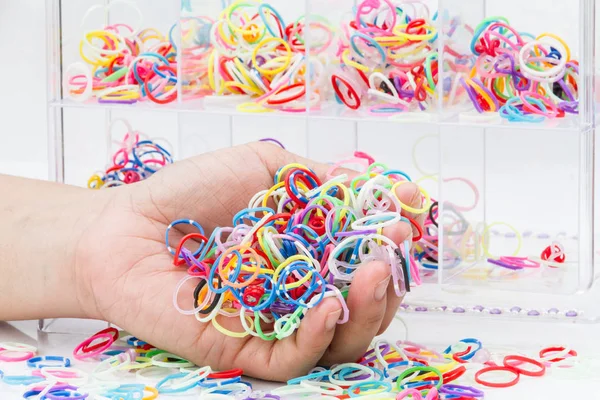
left=395, top=366, right=443, bottom=391
left=425, top=52, right=438, bottom=90
left=102, top=67, right=128, bottom=83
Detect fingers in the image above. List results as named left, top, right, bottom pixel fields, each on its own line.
left=247, top=141, right=357, bottom=184
left=319, top=260, right=391, bottom=366
left=376, top=222, right=414, bottom=335
left=261, top=297, right=342, bottom=381
left=393, top=182, right=427, bottom=239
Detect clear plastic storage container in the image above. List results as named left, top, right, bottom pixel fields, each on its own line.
left=44, top=0, right=598, bottom=342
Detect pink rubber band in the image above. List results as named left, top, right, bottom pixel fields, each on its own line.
left=0, top=350, right=35, bottom=362
left=73, top=332, right=115, bottom=360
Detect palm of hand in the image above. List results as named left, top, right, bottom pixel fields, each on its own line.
left=74, top=143, right=419, bottom=381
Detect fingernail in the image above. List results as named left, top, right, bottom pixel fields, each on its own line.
left=325, top=309, right=342, bottom=331
left=374, top=276, right=391, bottom=302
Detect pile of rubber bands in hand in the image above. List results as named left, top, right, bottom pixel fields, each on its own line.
left=166, top=154, right=429, bottom=340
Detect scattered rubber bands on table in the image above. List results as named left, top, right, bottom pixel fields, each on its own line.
left=0, top=337, right=582, bottom=398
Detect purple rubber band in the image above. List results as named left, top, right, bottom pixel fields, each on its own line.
left=260, top=138, right=286, bottom=149
left=487, top=258, right=523, bottom=270
left=440, top=384, right=484, bottom=398
left=98, top=98, right=138, bottom=105
left=459, top=78, right=484, bottom=113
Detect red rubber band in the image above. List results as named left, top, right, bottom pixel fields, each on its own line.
left=503, top=355, right=546, bottom=377
left=404, top=215, right=423, bottom=242
left=331, top=74, right=361, bottom=110
left=173, top=233, right=209, bottom=267
left=81, top=327, right=119, bottom=353
left=474, top=365, right=520, bottom=388
left=267, top=83, right=306, bottom=105
left=539, top=346, right=577, bottom=362
left=208, top=368, right=244, bottom=379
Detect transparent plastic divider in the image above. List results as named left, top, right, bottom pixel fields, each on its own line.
left=440, top=125, right=583, bottom=294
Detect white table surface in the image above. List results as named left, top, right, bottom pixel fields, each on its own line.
left=2, top=316, right=599, bottom=399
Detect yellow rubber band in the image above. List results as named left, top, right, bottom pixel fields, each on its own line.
left=482, top=222, right=522, bottom=259
left=211, top=315, right=252, bottom=338
left=393, top=24, right=437, bottom=41
left=536, top=33, right=571, bottom=62
left=464, top=78, right=497, bottom=112
left=142, top=386, right=159, bottom=400
left=87, top=174, right=104, bottom=189
left=237, top=102, right=275, bottom=113
left=342, top=48, right=369, bottom=72
left=252, top=37, right=292, bottom=76
left=391, top=181, right=431, bottom=215
left=273, top=255, right=315, bottom=289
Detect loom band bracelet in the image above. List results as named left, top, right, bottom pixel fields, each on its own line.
left=474, top=365, right=520, bottom=388
left=165, top=219, right=206, bottom=256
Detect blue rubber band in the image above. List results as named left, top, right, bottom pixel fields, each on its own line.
left=165, top=219, right=206, bottom=256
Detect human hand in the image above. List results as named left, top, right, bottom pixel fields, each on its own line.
left=73, top=142, right=425, bottom=381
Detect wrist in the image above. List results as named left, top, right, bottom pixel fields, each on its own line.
left=0, top=177, right=109, bottom=320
